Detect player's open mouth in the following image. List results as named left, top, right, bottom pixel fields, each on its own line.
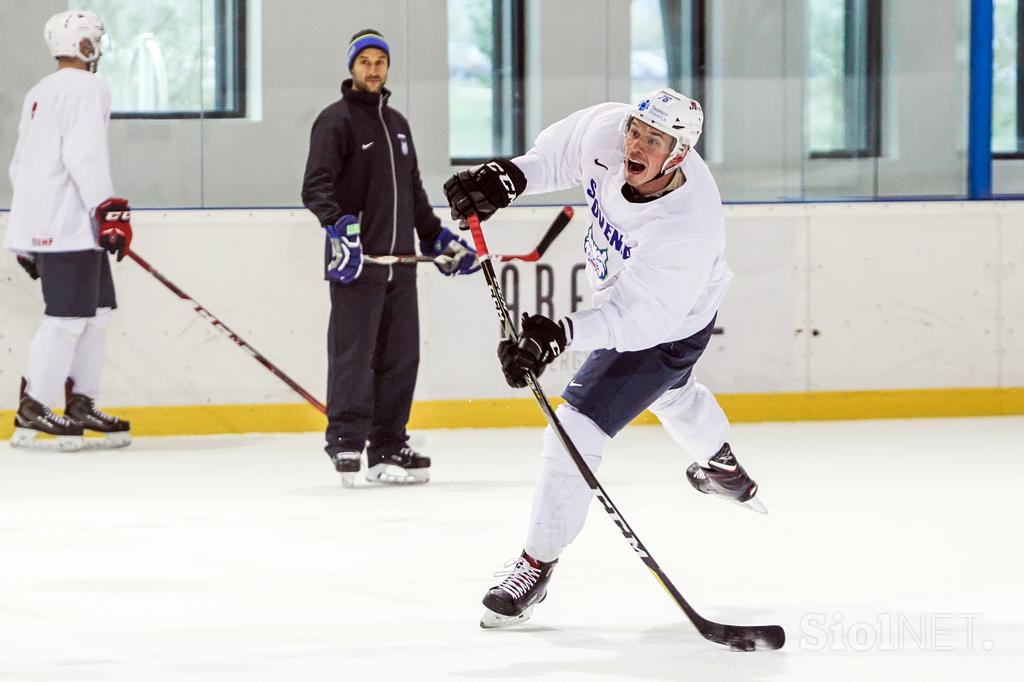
left=626, top=158, right=646, bottom=174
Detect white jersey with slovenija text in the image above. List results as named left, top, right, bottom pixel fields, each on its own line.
left=513, top=102, right=731, bottom=353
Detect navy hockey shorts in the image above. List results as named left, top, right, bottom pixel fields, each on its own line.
left=36, top=250, right=117, bottom=317
left=562, top=315, right=717, bottom=437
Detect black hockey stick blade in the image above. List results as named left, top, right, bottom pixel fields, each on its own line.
left=698, top=619, right=786, bottom=652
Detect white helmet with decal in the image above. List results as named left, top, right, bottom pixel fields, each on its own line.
left=620, top=88, right=704, bottom=173
left=44, top=10, right=105, bottom=63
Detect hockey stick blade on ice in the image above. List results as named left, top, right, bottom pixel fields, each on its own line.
left=466, top=214, right=785, bottom=652
left=366, top=205, right=574, bottom=266
left=128, top=250, right=327, bottom=415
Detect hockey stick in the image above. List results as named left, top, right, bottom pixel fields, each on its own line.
left=466, top=214, right=785, bottom=652
left=127, top=250, right=327, bottom=415
left=364, top=205, right=574, bottom=266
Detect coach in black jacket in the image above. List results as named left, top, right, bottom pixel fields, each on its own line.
left=302, top=29, right=479, bottom=486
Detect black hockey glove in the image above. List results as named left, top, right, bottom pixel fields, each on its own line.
left=16, top=255, right=40, bottom=280
left=444, top=157, right=527, bottom=224
left=497, top=313, right=572, bottom=388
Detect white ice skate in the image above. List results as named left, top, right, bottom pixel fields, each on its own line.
left=364, top=447, right=430, bottom=485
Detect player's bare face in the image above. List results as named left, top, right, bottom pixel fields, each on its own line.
left=623, top=119, right=675, bottom=189
left=351, top=48, right=389, bottom=93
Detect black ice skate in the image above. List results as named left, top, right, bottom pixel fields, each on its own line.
left=365, top=446, right=430, bottom=484
left=481, top=552, right=557, bottom=629
left=686, top=443, right=767, bottom=514
left=10, top=379, right=84, bottom=452
left=328, top=451, right=361, bottom=488
left=65, top=380, right=131, bottom=449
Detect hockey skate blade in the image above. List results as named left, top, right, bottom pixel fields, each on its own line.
left=734, top=495, right=768, bottom=515
left=340, top=472, right=356, bottom=488
left=84, top=431, right=131, bottom=449
left=480, top=604, right=535, bottom=629
left=365, top=463, right=430, bottom=485
left=10, top=428, right=84, bottom=452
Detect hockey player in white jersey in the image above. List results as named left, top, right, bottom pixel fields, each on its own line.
left=6, top=10, right=132, bottom=451
left=444, top=89, right=765, bottom=628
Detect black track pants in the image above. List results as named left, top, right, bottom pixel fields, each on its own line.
left=325, top=274, right=419, bottom=461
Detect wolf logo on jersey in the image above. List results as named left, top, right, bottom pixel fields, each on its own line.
left=584, top=225, right=609, bottom=280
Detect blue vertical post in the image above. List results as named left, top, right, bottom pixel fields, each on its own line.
left=968, top=0, right=994, bottom=199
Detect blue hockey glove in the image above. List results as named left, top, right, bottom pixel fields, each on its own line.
left=325, top=215, right=363, bottom=285
left=420, top=227, right=480, bottom=276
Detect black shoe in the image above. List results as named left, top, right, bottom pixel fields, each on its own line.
left=481, top=551, right=557, bottom=628
left=686, top=443, right=767, bottom=513
left=365, top=446, right=430, bottom=484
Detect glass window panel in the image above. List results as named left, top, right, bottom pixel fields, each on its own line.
left=449, top=0, right=495, bottom=159
left=447, top=0, right=522, bottom=161
left=807, top=0, right=881, bottom=157
left=630, top=0, right=703, bottom=106
left=807, top=0, right=848, bottom=153
left=993, top=0, right=1019, bottom=153
left=631, top=0, right=668, bottom=104
left=72, top=0, right=245, bottom=117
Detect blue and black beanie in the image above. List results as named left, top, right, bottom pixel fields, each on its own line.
left=347, top=29, right=390, bottom=71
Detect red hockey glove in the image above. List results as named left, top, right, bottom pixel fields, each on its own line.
left=96, top=197, right=133, bottom=261
left=16, top=254, right=40, bottom=280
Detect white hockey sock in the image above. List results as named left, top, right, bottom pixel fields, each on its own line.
left=69, top=307, right=111, bottom=399
left=649, top=374, right=730, bottom=466
left=27, top=315, right=88, bottom=408
left=525, top=404, right=608, bottom=563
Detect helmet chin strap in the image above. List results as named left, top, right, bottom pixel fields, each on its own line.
left=655, top=149, right=688, bottom=178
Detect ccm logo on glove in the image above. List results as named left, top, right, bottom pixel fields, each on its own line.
left=95, top=197, right=133, bottom=261
left=486, top=161, right=519, bottom=203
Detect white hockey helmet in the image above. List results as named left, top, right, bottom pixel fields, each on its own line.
left=44, top=10, right=105, bottom=63
left=620, top=88, right=704, bottom=173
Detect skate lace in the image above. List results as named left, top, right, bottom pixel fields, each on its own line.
left=78, top=398, right=114, bottom=423
left=44, top=407, right=74, bottom=428
left=493, top=557, right=540, bottom=600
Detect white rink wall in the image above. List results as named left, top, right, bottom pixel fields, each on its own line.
left=0, top=201, right=1022, bottom=411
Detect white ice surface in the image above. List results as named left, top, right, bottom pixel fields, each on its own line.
left=2, top=417, right=1022, bottom=681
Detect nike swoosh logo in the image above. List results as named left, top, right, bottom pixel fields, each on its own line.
left=569, top=382, right=583, bottom=387
left=594, top=158, right=608, bottom=170
left=708, top=459, right=737, bottom=473
left=362, top=142, right=374, bottom=150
